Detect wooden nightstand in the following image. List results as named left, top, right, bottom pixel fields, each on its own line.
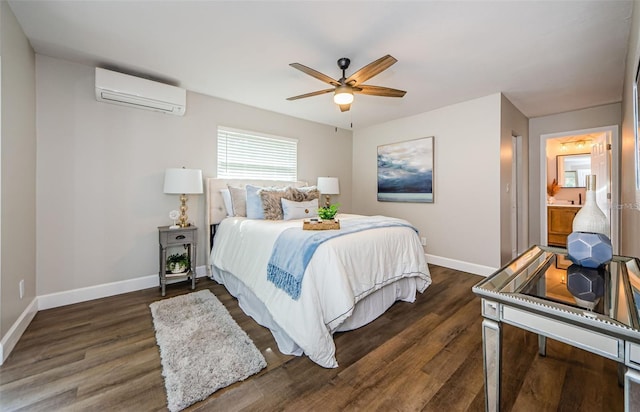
left=158, top=225, right=197, bottom=296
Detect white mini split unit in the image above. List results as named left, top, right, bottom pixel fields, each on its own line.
left=95, top=68, right=186, bottom=116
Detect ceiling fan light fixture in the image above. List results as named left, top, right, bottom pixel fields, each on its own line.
left=333, top=86, right=354, bottom=105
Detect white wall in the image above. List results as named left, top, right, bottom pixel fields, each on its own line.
left=0, top=1, right=36, bottom=338
left=352, top=93, right=502, bottom=273
left=620, top=0, right=640, bottom=258
left=36, top=55, right=352, bottom=296
left=528, top=103, right=622, bottom=245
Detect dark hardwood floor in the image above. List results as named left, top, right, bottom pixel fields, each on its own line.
left=0, top=265, right=623, bottom=411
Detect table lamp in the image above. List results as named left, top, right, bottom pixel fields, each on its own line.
left=317, top=177, right=340, bottom=207
left=163, top=167, right=203, bottom=227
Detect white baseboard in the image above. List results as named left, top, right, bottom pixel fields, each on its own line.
left=38, top=265, right=209, bottom=310
left=0, top=266, right=209, bottom=364
left=38, top=274, right=158, bottom=310
left=0, top=297, right=38, bottom=365
left=34, top=257, right=490, bottom=312
left=425, top=253, right=496, bottom=277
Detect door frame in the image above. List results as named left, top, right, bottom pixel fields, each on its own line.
left=539, top=125, right=619, bottom=253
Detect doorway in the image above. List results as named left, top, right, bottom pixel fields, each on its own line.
left=511, top=135, right=524, bottom=259
left=540, top=126, right=619, bottom=253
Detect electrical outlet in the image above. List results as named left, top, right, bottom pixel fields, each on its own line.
left=19, top=279, right=24, bottom=299
left=420, top=237, right=427, bottom=246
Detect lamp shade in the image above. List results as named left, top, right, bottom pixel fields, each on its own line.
left=317, top=177, right=340, bottom=195
left=163, top=168, right=203, bottom=194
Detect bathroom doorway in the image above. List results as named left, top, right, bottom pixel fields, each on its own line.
left=511, top=135, right=525, bottom=259
left=540, top=125, right=619, bottom=253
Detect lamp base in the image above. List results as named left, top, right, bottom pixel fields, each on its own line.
left=324, top=195, right=331, bottom=208
left=178, top=194, right=190, bottom=227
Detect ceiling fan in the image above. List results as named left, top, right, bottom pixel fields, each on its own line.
left=286, top=55, right=406, bottom=112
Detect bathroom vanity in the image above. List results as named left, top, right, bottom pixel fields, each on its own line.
left=547, top=205, right=581, bottom=247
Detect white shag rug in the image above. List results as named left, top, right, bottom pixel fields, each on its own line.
left=149, top=289, right=267, bottom=412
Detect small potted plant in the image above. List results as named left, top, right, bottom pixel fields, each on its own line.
left=167, top=253, right=189, bottom=274
left=317, top=203, right=340, bottom=221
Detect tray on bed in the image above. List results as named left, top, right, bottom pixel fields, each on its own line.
left=302, top=219, right=340, bottom=230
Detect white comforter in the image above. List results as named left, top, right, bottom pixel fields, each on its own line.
left=209, top=214, right=431, bottom=368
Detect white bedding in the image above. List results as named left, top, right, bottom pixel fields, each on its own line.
left=209, top=213, right=431, bottom=368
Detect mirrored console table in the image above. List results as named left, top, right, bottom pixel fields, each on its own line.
left=472, top=245, right=640, bottom=411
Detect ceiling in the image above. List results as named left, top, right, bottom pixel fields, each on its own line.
left=7, top=1, right=634, bottom=130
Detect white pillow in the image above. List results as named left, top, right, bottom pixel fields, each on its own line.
left=220, top=188, right=234, bottom=217
left=281, top=198, right=319, bottom=221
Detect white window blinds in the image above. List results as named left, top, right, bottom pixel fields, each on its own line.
left=217, top=127, right=298, bottom=181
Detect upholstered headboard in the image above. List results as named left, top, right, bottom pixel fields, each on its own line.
left=205, top=178, right=308, bottom=272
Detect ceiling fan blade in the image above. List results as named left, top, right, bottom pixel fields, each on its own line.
left=345, top=55, right=397, bottom=86
left=289, top=63, right=340, bottom=86
left=339, top=104, right=351, bottom=112
left=287, top=88, right=334, bottom=101
left=355, top=85, right=406, bottom=98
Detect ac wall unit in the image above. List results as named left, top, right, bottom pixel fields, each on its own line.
left=95, top=68, right=186, bottom=116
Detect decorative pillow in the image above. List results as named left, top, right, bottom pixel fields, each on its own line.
left=281, top=198, right=319, bottom=221
left=259, top=187, right=289, bottom=220
left=227, top=185, right=246, bottom=217
left=220, top=188, right=234, bottom=217
left=285, top=186, right=320, bottom=202
left=245, top=184, right=265, bottom=219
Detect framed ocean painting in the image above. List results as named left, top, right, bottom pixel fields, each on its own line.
left=377, top=136, right=434, bottom=203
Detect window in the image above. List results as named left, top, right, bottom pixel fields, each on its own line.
left=217, top=127, right=298, bottom=181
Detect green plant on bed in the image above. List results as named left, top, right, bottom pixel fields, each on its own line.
left=167, top=253, right=189, bottom=273
left=317, top=203, right=340, bottom=220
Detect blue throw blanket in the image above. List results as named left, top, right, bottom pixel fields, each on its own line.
left=266, top=216, right=417, bottom=300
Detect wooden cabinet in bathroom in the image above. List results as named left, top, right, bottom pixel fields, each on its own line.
left=547, top=206, right=581, bottom=247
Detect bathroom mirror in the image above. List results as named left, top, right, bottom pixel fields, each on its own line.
left=557, top=153, right=591, bottom=187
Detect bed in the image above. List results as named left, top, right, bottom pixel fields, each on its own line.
left=205, top=178, right=431, bottom=368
